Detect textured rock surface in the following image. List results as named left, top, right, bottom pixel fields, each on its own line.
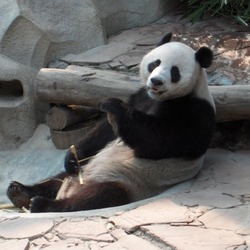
left=93, top=0, right=178, bottom=35
left=0, top=8, right=250, bottom=250
left=1, top=1, right=249, bottom=150
left=0, top=0, right=105, bottom=67
left=0, top=217, right=54, bottom=239
left=0, top=55, right=37, bottom=150
left=0, top=146, right=249, bottom=249
left=61, top=13, right=250, bottom=88
left=0, top=0, right=105, bottom=150
left=0, top=0, right=173, bottom=150
left=141, top=225, right=245, bottom=250
left=0, top=124, right=65, bottom=204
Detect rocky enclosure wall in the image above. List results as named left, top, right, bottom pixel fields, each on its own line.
left=0, top=0, right=176, bottom=150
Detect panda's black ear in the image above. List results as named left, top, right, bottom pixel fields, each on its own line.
left=195, top=47, right=213, bottom=68
left=157, top=33, right=172, bottom=47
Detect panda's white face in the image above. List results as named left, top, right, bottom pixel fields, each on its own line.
left=140, top=42, right=202, bottom=101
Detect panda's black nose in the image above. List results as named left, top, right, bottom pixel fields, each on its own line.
left=151, top=77, right=164, bottom=86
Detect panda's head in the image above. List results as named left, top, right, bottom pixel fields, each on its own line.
left=140, top=33, right=213, bottom=101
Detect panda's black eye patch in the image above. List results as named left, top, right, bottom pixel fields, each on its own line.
left=148, top=59, right=161, bottom=73
left=171, top=66, right=181, bottom=83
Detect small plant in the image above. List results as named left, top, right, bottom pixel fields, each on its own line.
left=182, top=0, right=250, bottom=26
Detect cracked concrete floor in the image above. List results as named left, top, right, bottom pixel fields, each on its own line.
left=1, top=12, right=250, bottom=250
left=0, top=126, right=249, bottom=249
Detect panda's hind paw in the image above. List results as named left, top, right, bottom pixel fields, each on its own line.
left=7, top=181, right=32, bottom=209
left=30, top=196, right=52, bottom=213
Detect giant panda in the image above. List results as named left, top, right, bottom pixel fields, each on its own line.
left=7, top=33, right=216, bottom=213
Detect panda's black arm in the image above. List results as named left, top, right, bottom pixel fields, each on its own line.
left=99, top=97, right=215, bottom=160
left=116, top=109, right=174, bottom=159
left=99, top=98, right=174, bottom=159
left=64, top=117, right=116, bottom=174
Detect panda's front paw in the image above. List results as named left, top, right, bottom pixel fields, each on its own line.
left=99, top=98, right=126, bottom=133
left=99, top=98, right=125, bottom=115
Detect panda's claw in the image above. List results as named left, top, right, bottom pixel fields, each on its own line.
left=99, top=98, right=124, bottom=114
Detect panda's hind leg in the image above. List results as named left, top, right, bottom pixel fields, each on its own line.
left=30, top=181, right=131, bottom=213
left=7, top=172, right=69, bottom=209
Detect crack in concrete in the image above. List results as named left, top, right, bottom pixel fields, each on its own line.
left=134, top=228, right=174, bottom=250
left=229, top=242, right=248, bottom=250
left=222, top=192, right=250, bottom=205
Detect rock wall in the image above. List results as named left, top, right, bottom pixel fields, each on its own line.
left=0, top=0, right=174, bottom=150
left=0, top=0, right=106, bottom=68
left=93, top=0, right=177, bottom=35
left=0, top=56, right=37, bottom=150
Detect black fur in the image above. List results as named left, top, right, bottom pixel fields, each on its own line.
left=170, top=66, right=181, bottom=83
left=150, top=77, right=164, bottom=86
left=157, top=32, right=172, bottom=46
left=7, top=87, right=215, bottom=212
left=7, top=174, right=130, bottom=212
left=195, top=47, right=213, bottom=68
left=66, top=85, right=215, bottom=169
left=64, top=117, right=116, bottom=174
left=6, top=34, right=215, bottom=213
left=7, top=172, right=68, bottom=209
left=30, top=182, right=130, bottom=213
left=100, top=88, right=215, bottom=160
left=148, top=59, right=161, bottom=73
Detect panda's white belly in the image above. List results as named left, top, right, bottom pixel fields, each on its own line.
left=82, top=139, right=204, bottom=201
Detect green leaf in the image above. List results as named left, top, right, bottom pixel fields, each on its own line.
left=235, top=15, right=249, bottom=26
left=188, top=7, right=205, bottom=23
left=182, top=0, right=250, bottom=26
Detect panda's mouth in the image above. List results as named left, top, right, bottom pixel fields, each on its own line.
left=148, top=86, right=165, bottom=95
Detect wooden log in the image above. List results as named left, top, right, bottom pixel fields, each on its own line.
left=46, top=105, right=100, bottom=130
left=50, top=121, right=96, bottom=149
left=210, top=85, right=250, bottom=122
left=35, top=65, right=250, bottom=122
left=36, top=65, right=140, bottom=106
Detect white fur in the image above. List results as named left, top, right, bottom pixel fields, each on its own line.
left=140, top=42, right=215, bottom=110
left=82, top=139, right=204, bottom=201
left=60, top=42, right=214, bottom=202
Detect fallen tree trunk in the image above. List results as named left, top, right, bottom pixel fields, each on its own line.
left=36, top=65, right=250, bottom=122
left=210, top=85, right=250, bottom=122
left=36, top=65, right=140, bottom=107
left=46, top=105, right=100, bottom=130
